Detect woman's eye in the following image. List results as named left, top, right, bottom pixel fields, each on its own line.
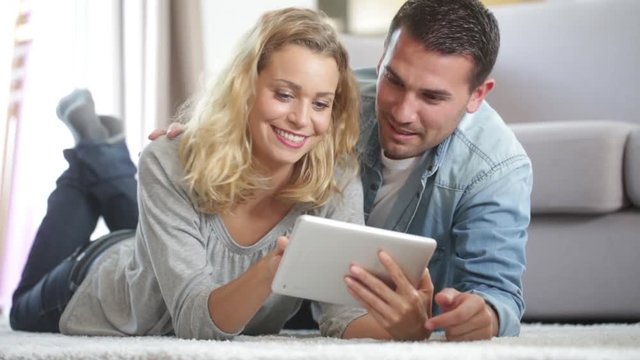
left=275, top=92, right=293, bottom=101
left=312, top=101, right=331, bottom=111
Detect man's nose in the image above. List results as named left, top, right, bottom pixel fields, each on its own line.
left=391, top=91, right=418, bottom=124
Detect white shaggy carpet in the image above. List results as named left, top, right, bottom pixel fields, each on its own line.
left=1, top=317, right=639, bottom=360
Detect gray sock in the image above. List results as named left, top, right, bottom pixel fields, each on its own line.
left=56, top=89, right=108, bottom=143
left=99, top=115, right=125, bottom=143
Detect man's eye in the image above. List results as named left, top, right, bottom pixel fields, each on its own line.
left=421, top=93, right=443, bottom=104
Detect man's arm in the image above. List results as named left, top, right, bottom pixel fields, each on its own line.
left=430, top=160, right=532, bottom=340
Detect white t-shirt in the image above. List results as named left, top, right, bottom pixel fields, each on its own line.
left=367, top=150, right=422, bottom=228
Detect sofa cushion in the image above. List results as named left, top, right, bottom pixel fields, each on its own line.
left=626, top=127, right=640, bottom=207
left=510, top=120, right=636, bottom=214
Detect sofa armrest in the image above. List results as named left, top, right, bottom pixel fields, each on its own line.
left=510, top=120, right=637, bottom=214
left=626, top=126, right=640, bottom=207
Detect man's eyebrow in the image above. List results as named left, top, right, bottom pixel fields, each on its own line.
left=421, top=88, right=451, bottom=100
left=384, top=66, right=403, bottom=82
left=274, top=79, right=335, bottom=97
left=384, top=66, right=452, bottom=99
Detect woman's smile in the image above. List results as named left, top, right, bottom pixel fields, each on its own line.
left=272, top=126, right=308, bottom=148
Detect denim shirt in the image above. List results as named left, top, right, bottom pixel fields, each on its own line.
left=356, top=72, right=533, bottom=337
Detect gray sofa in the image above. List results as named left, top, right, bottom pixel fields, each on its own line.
left=341, top=0, right=640, bottom=321
left=513, top=121, right=639, bottom=321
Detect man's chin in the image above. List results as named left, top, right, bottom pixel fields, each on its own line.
left=382, top=139, right=430, bottom=160
left=382, top=146, right=411, bottom=160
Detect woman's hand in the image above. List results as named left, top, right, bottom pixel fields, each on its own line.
left=208, top=236, right=289, bottom=333
left=257, top=236, right=289, bottom=283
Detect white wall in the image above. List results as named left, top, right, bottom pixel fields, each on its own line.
left=347, top=0, right=402, bottom=35
left=201, top=0, right=316, bottom=80
left=488, top=0, right=640, bottom=124
left=339, top=0, right=640, bottom=126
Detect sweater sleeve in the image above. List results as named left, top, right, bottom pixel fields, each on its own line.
left=136, top=137, right=233, bottom=340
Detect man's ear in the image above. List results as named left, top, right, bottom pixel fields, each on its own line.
left=466, top=78, right=495, bottom=113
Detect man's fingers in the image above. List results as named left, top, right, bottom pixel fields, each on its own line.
left=443, top=307, right=495, bottom=342
left=434, top=288, right=460, bottom=311
left=426, top=309, right=462, bottom=332
left=425, top=293, right=475, bottom=331
left=345, top=281, right=392, bottom=329
left=147, top=123, right=184, bottom=140
left=418, top=269, right=434, bottom=318
left=426, top=292, right=497, bottom=341
left=348, top=265, right=399, bottom=303
left=345, top=276, right=394, bottom=319
left=418, top=269, right=434, bottom=293
left=378, top=251, right=414, bottom=294
left=439, top=308, right=487, bottom=340
left=166, top=122, right=185, bottom=139
left=147, top=128, right=167, bottom=140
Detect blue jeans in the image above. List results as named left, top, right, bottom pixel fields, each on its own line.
left=10, top=141, right=138, bottom=332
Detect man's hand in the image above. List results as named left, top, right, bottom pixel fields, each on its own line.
left=345, top=251, right=433, bottom=341
left=147, top=122, right=185, bottom=140
left=425, top=288, right=499, bottom=341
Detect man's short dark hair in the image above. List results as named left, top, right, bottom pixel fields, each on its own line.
left=386, top=0, right=500, bottom=90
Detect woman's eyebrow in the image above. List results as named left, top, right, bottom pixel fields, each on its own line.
left=274, top=79, right=335, bottom=97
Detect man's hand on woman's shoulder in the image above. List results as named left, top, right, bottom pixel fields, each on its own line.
left=148, top=122, right=185, bottom=140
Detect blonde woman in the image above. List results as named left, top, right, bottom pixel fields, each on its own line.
left=12, top=8, right=433, bottom=340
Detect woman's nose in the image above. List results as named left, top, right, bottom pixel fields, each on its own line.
left=287, top=101, right=311, bottom=128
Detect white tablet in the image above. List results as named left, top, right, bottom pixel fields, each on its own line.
left=271, top=215, right=437, bottom=307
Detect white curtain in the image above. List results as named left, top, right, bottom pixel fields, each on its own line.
left=0, top=0, right=203, bottom=312
left=122, top=0, right=204, bottom=153
left=0, top=0, right=320, bottom=315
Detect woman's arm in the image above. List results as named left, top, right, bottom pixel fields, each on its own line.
left=207, top=237, right=287, bottom=333
left=137, top=138, right=288, bottom=339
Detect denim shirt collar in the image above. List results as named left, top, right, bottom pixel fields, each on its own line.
left=362, top=121, right=453, bottom=184
left=360, top=121, right=454, bottom=232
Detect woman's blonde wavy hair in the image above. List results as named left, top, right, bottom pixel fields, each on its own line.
left=179, top=8, right=360, bottom=215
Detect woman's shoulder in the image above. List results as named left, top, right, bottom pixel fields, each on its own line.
left=140, top=133, right=181, bottom=158
left=309, top=166, right=364, bottom=225
left=138, top=134, right=184, bottom=179
left=333, top=163, right=360, bottom=191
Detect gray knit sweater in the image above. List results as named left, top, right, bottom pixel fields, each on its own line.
left=59, top=137, right=367, bottom=339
